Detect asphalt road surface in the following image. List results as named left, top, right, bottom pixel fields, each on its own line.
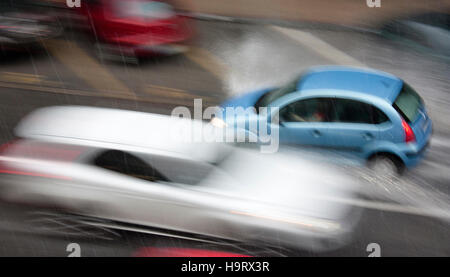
left=0, top=19, right=449, bottom=256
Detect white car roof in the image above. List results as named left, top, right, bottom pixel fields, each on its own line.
left=15, top=106, right=229, bottom=162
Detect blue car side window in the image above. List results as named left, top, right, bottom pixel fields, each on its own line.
left=333, top=98, right=389, bottom=124
left=280, top=98, right=334, bottom=123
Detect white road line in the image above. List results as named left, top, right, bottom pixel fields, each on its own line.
left=269, top=25, right=366, bottom=67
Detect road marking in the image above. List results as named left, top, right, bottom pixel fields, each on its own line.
left=0, top=81, right=102, bottom=97
left=0, top=81, right=218, bottom=107
left=145, top=84, right=217, bottom=103
left=184, top=46, right=229, bottom=80
left=42, top=39, right=135, bottom=97
left=0, top=72, right=63, bottom=88
left=0, top=72, right=44, bottom=85
left=0, top=74, right=219, bottom=106
left=269, top=26, right=366, bottom=67
left=146, top=84, right=190, bottom=98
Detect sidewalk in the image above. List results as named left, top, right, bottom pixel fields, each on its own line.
left=174, top=0, right=450, bottom=29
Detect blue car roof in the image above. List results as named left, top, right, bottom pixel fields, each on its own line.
left=298, top=66, right=404, bottom=103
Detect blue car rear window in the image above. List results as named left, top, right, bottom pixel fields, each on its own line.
left=393, top=83, right=423, bottom=123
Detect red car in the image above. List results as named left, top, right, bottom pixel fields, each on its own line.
left=78, top=0, right=192, bottom=59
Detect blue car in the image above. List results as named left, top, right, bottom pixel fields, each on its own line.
left=216, top=66, right=433, bottom=174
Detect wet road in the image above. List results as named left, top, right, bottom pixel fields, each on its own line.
left=0, top=18, right=449, bottom=256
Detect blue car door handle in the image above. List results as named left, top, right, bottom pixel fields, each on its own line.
left=312, top=129, right=322, bottom=137
left=362, top=132, right=374, bottom=140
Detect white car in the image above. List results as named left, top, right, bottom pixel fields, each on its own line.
left=0, top=106, right=362, bottom=252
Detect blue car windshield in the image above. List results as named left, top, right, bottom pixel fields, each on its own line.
left=255, top=76, right=301, bottom=110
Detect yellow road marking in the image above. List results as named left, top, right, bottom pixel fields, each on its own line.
left=42, top=39, right=135, bottom=97
left=0, top=81, right=99, bottom=97
left=2, top=72, right=45, bottom=78
left=0, top=72, right=63, bottom=87
left=184, top=46, right=229, bottom=80
left=0, top=81, right=218, bottom=107
left=144, top=84, right=217, bottom=106
left=0, top=72, right=44, bottom=85
left=147, top=84, right=187, bottom=95
left=0, top=72, right=218, bottom=106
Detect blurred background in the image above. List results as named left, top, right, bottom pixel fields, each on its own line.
left=0, top=0, right=449, bottom=256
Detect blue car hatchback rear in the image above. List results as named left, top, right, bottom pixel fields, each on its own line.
left=390, top=82, right=433, bottom=167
